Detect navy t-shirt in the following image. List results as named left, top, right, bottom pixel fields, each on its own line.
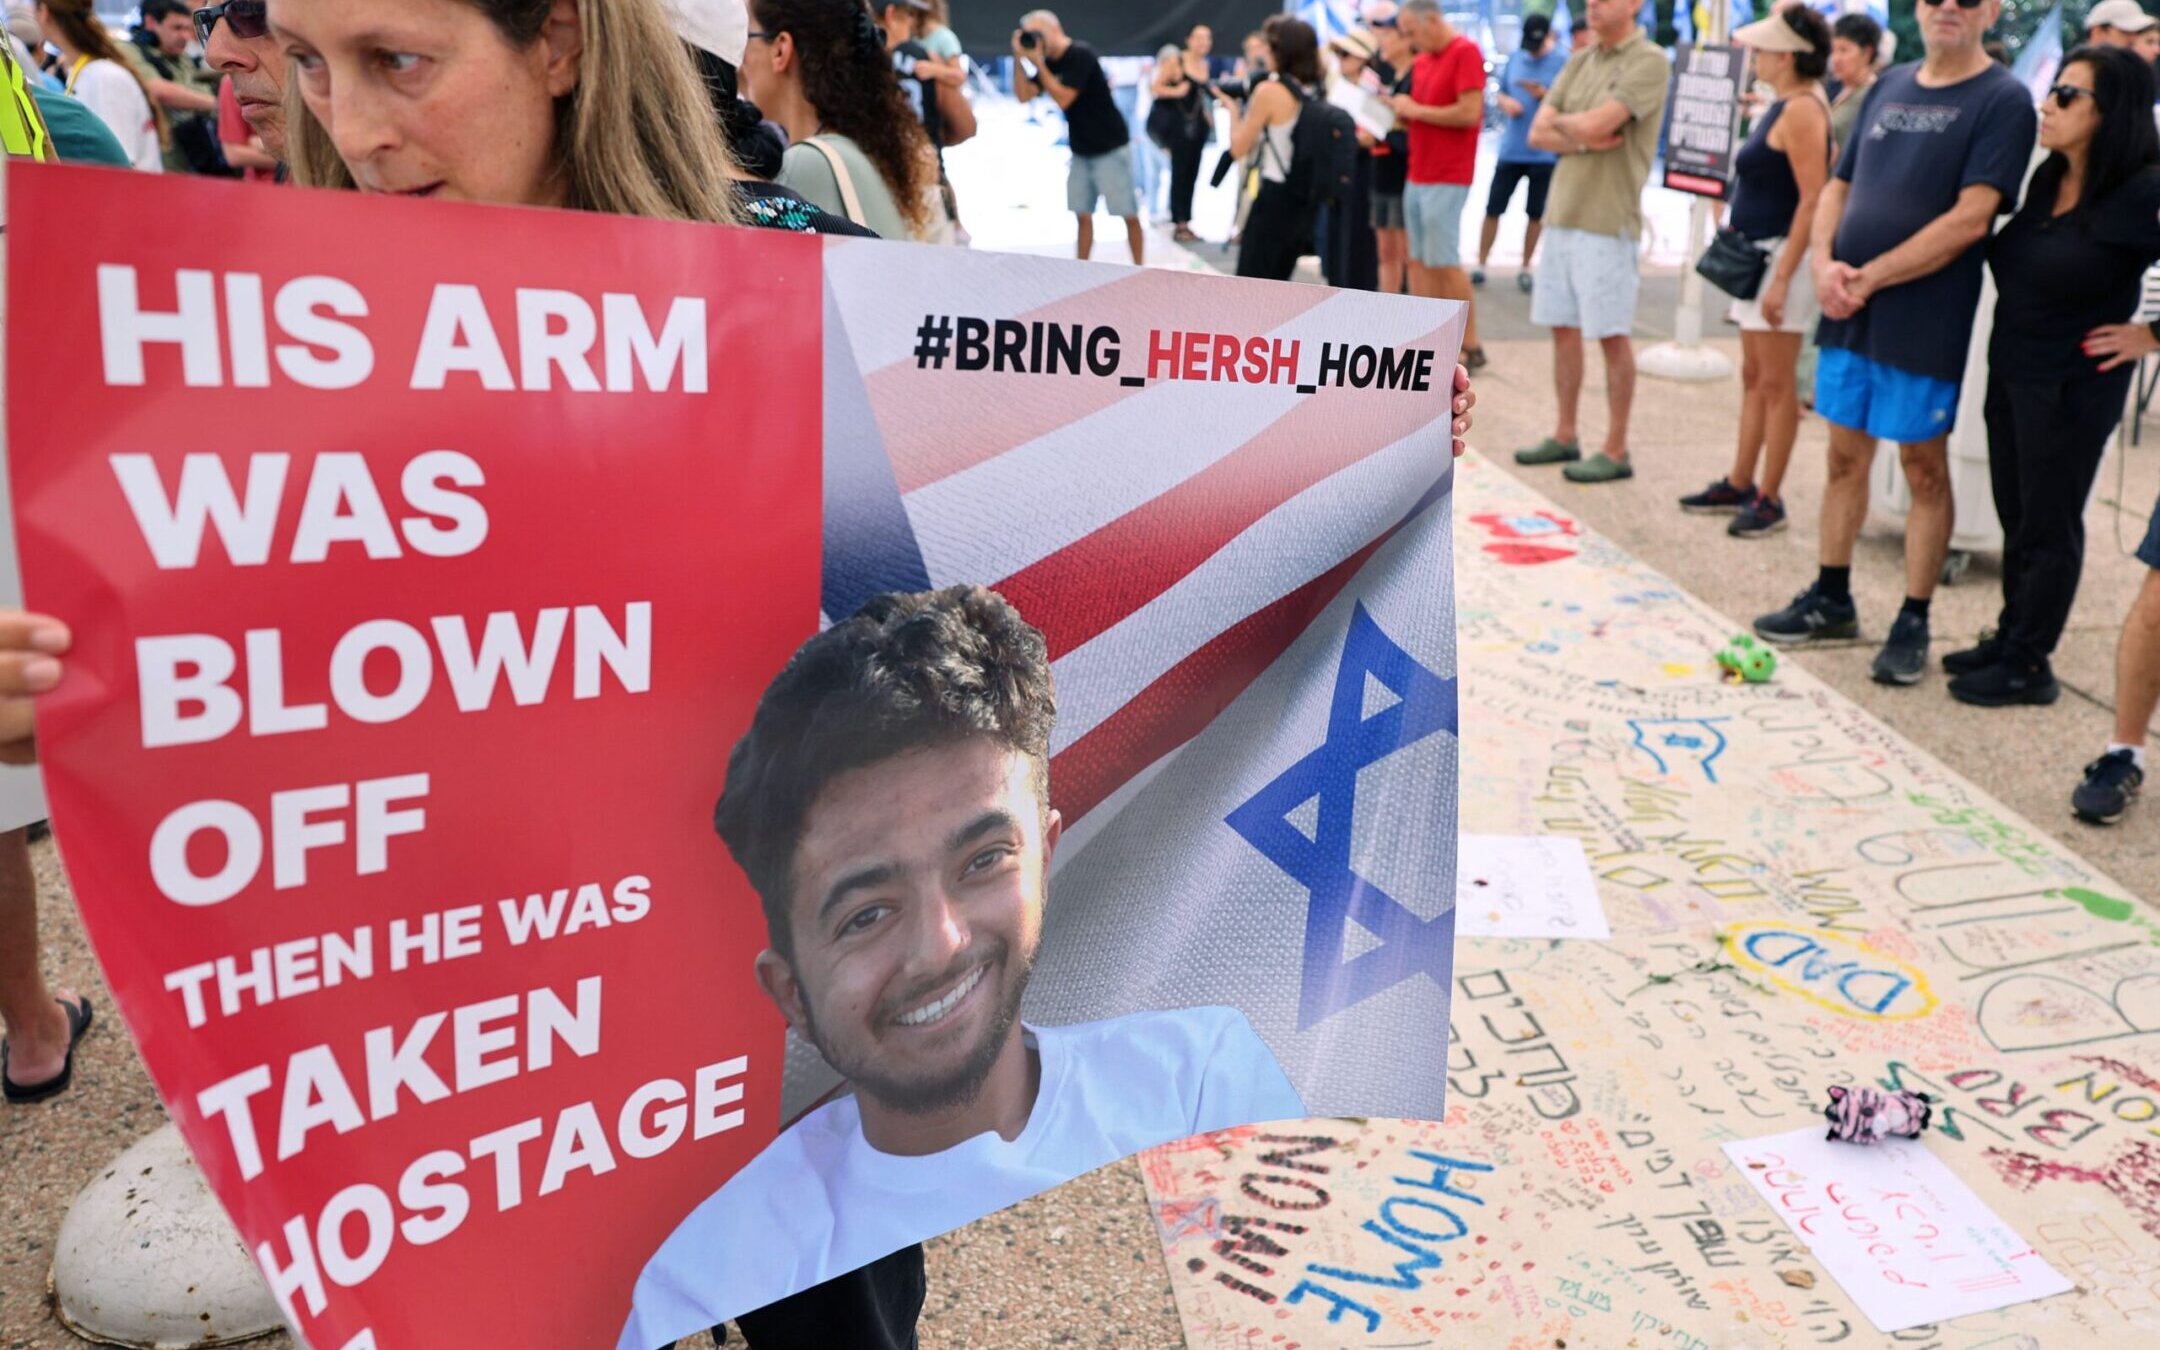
left=1815, top=61, right=2036, bottom=384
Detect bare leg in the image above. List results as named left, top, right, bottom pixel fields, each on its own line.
left=1076, top=212, right=1093, bottom=261
left=1522, top=218, right=1544, bottom=269
left=1899, top=436, right=1955, bottom=601
left=1124, top=215, right=1145, bottom=265
left=1820, top=422, right=1876, bottom=567
left=2114, top=570, right=2160, bottom=746
left=1552, top=326, right=1584, bottom=445
left=1377, top=229, right=1407, bottom=295
left=1755, top=331, right=1804, bottom=500
left=1730, top=330, right=1767, bottom=490
left=1432, top=266, right=1480, bottom=350
left=1407, top=260, right=1441, bottom=298
left=1478, top=214, right=1501, bottom=269
left=0, top=828, right=73, bottom=1087
left=1598, top=334, right=1635, bottom=462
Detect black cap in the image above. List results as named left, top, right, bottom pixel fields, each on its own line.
left=1521, top=13, right=1550, bottom=44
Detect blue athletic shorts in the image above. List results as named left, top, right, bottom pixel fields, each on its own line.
left=1813, top=346, right=1960, bottom=444
left=2138, top=494, right=2160, bottom=570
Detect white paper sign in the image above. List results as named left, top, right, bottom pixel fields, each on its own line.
left=1327, top=78, right=1395, bottom=139
left=1722, top=1128, right=2074, bottom=1332
left=1456, top=835, right=1610, bottom=939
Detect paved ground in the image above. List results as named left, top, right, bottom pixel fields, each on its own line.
left=5, top=106, right=2155, bottom=1349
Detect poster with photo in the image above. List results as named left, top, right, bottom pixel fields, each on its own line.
left=5, top=164, right=1463, bottom=1348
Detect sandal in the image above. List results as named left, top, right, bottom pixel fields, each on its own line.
left=2, top=994, right=94, bottom=1104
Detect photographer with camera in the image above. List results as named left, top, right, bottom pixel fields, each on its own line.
left=1014, top=9, right=1144, bottom=264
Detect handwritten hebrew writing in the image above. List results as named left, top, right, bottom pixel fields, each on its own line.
left=1141, top=460, right=2155, bottom=1347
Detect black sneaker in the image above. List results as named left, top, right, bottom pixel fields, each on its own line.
left=1871, top=611, right=1931, bottom=685
left=1948, top=659, right=2060, bottom=707
left=1728, top=495, right=1787, bottom=537
left=1754, top=584, right=1859, bottom=644
left=2073, top=750, right=2144, bottom=825
left=1943, top=630, right=2004, bottom=676
left=1679, top=478, right=1757, bottom=514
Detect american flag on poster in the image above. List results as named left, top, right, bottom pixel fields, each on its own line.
left=790, top=241, right=1468, bottom=1122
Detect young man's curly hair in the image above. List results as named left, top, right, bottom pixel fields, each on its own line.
left=714, top=586, right=1058, bottom=958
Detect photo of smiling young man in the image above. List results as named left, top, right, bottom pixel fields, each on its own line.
left=618, top=585, right=1304, bottom=1347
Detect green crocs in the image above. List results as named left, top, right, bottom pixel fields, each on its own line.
left=1562, top=452, right=1635, bottom=483
left=1513, top=437, right=1582, bottom=466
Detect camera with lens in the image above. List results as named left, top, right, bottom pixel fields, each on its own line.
left=1208, top=76, right=1255, bottom=101
left=1016, top=27, right=1041, bottom=48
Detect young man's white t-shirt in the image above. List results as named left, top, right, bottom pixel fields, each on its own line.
left=618, top=1006, right=1304, bottom=1349
left=68, top=59, right=161, bottom=173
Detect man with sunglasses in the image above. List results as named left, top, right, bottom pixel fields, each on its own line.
left=192, top=0, right=285, bottom=169
left=1754, top=0, right=2034, bottom=687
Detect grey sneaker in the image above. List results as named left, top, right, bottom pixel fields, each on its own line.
left=1871, top=611, right=1931, bottom=686
left=2073, top=750, right=2144, bottom=825
left=1754, top=584, right=1858, bottom=644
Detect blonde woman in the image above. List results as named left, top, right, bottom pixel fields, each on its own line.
left=279, top=0, right=743, bottom=221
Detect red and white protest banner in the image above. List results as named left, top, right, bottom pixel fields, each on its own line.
left=7, top=164, right=1465, bottom=1348
left=9, top=165, right=821, bottom=1347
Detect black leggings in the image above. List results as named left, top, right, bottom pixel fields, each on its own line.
left=1168, top=136, right=1206, bottom=225
left=1983, top=368, right=2133, bottom=664
left=1236, top=181, right=1310, bottom=281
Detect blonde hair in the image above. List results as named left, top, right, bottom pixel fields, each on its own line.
left=290, top=0, right=743, bottom=224
left=40, top=0, right=168, bottom=149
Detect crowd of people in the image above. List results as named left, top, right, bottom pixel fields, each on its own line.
left=7, top=1, right=2160, bottom=1341
left=0, top=3, right=1476, bottom=1341
left=1706, top=0, right=2160, bottom=831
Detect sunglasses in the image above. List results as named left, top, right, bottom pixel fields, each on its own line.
left=1918, top=0, right=1986, bottom=8
left=2048, top=83, right=2096, bottom=107
left=193, top=0, right=268, bottom=48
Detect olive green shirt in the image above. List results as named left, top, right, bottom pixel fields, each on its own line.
left=1543, top=29, right=1671, bottom=239
left=117, top=41, right=208, bottom=174
left=1829, top=81, right=1869, bottom=161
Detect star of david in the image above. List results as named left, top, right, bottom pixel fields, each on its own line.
left=1225, top=603, right=1458, bottom=1031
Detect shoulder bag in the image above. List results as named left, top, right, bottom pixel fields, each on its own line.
left=1696, top=227, right=1770, bottom=300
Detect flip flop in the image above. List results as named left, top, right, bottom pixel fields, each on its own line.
left=2, top=994, right=94, bottom=1105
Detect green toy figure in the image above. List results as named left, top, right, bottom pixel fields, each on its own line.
left=1715, top=634, right=1778, bottom=684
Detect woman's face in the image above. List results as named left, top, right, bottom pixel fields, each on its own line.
left=1828, top=36, right=1868, bottom=88
left=1338, top=52, right=1366, bottom=82
left=272, top=0, right=581, bottom=206
left=739, top=20, right=792, bottom=112
left=1751, top=46, right=1790, bottom=84
left=2041, top=59, right=2103, bottom=155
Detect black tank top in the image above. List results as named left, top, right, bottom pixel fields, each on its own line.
left=1729, top=99, right=1802, bottom=242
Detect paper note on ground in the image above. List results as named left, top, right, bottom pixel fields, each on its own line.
left=1723, top=1127, right=2073, bottom=1333
left=1456, top=834, right=1610, bottom=938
